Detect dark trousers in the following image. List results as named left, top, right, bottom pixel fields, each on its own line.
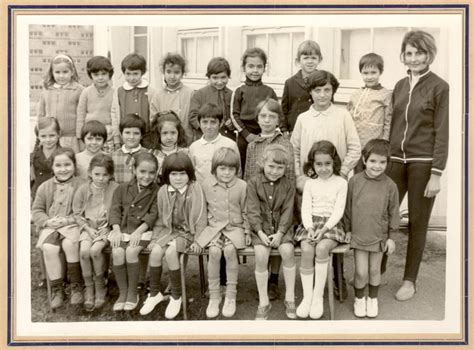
left=384, top=162, right=436, bottom=282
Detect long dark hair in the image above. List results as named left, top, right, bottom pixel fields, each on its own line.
left=303, top=140, right=341, bottom=178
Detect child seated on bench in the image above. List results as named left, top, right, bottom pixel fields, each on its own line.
left=247, top=144, right=297, bottom=320
left=196, top=147, right=251, bottom=319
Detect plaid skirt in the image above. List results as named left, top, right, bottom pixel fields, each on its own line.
left=294, top=215, right=346, bottom=243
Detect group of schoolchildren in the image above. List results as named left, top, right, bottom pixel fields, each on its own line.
left=31, top=38, right=400, bottom=322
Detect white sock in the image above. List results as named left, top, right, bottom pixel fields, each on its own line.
left=299, top=267, right=314, bottom=304
left=312, top=257, right=329, bottom=300
left=282, top=265, right=296, bottom=302
left=255, top=270, right=269, bottom=306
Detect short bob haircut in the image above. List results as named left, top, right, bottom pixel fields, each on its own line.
left=307, top=70, right=340, bottom=102
left=50, top=147, right=77, bottom=172
left=86, top=55, right=114, bottom=79
left=121, top=53, right=147, bottom=74
left=119, top=114, right=147, bottom=136
left=211, top=147, right=240, bottom=175
left=361, top=138, right=391, bottom=164
left=161, top=52, right=187, bottom=73
left=303, top=140, right=342, bottom=178
left=88, top=153, right=114, bottom=176
left=80, top=120, right=107, bottom=142
left=261, top=144, right=290, bottom=166
left=255, top=98, right=283, bottom=127
left=241, top=47, right=267, bottom=67
left=198, top=103, right=224, bottom=123
left=146, top=111, right=187, bottom=149
left=35, top=116, right=61, bottom=137
left=296, top=40, right=323, bottom=61
left=206, top=57, right=231, bottom=78
left=133, top=151, right=158, bottom=170
left=161, top=152, right=196, bottom=185
left=359, top=53, right=384, bottom=73
left=400, top=30, right=437, bottom=66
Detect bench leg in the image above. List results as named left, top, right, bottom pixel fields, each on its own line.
left=327, top=253, right=334, bottom=320
left=336, top=253, right=344, bottom=303
left=199, top=255, right=206, bottom=297
left=180, top=254, right=187, bottom=320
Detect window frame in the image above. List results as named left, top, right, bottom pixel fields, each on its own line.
left=131, top=26, right=150, bottom=80
left=177, top=27, right=220, bottom=80
left=242, top=26, right=305, bottom=85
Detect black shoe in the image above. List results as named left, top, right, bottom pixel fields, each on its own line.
left=268, top=282, right=279, bottom=301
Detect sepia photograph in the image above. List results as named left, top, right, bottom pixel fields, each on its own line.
left=5, top=2, right=468, bottom=347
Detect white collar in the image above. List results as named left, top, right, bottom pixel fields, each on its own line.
left=122, top=80, right=149, bottom=90
left=53, top=82, right=74, bottom=89
left=168, top=185, right=188, bottom=194
left=199, top=133, right=221, bottom=145
left=121, top=144, right=142, bottom=154
left=311, top=103, right=333, bottom=117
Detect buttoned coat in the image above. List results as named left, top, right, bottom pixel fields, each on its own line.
left=197, top=176, right=250, bottom=249
left=152, top=181, right=207, bottom=247
left=247, top=172, right=295, bottom=235
left=108, top=178, right=159, bottom=233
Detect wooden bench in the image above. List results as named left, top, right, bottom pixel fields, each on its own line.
left=179, top=244, right=351, bottom=320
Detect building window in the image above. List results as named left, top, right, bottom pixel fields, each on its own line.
left=337, top=27, right=441, bottom=88
left=243, top=27, right=305, bottom=83
left=178, top=28, right=219, bottom=77
left=133, top=26, right=149, bottom=61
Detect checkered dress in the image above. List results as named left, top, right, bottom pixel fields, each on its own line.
left=111, top=147, right=149, bottom=184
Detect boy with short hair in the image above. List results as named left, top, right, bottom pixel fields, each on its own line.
left=111, top=53, right=157, bottom=148
left=347, top=52, right=392, bottom=173
left=189, top=103, right=240, bottom=183
left=189, top=57, right=235, bottom=142
left=76, top=120, right=107, bottom=180
left=111, top=114, right=149, bottom=184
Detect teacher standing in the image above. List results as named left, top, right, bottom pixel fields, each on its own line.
left=388, top=30, right=449, bottom=301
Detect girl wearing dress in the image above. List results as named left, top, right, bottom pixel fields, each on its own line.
left=140, top=153, right=207, bottom=319
left=73, top=153, right=119, bottom=311
left=32, top=148, right=85, bottom=309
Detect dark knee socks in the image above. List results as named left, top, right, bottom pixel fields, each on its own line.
left=149, top=266, right=163, bottom=297
left=169, top=269, right=182, bottom=300
left=126, top=262, right=140, bottom=302
left=113, top=264, right=127, bottom=303
left=67, top=262, right=82, bottom=284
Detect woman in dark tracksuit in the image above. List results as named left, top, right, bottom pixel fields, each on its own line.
left=388, top=30, right=449, bottom=301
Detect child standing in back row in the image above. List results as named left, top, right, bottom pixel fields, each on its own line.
left=344, top=139, right=398, bottom=318
left=111, top=53, right=157, bottom=147
left=76, top=56, right=116, bottom=153
left=230, top=47, right=278, bottom=171
left=282, top=40, right=322, bottom=133
left=151, top=53, right=194, bottom=145
left=37, top=54, right=84, bottom=153
left=347, top=53, right=392, bottom=173
left=189, top=57, right=235, bottom=142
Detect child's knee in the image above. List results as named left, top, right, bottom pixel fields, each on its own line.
left=278, top=244, right=294, bottom=262
left=223, top=245, right=236, bottom=261
left=42, top=243, right=60, bottom=258
left=208, top=246, right=222, bottom=261
left=125, top=247, right=141, bottom=262
left=315, top=243, right=330, bottom=259
left=112, top=247, right=125, bottom=262
left=90, top=244, right=104, bottom=259
left=369, top=265, right=381, bottom=280
left=80, top=247, right=91, bottom=260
